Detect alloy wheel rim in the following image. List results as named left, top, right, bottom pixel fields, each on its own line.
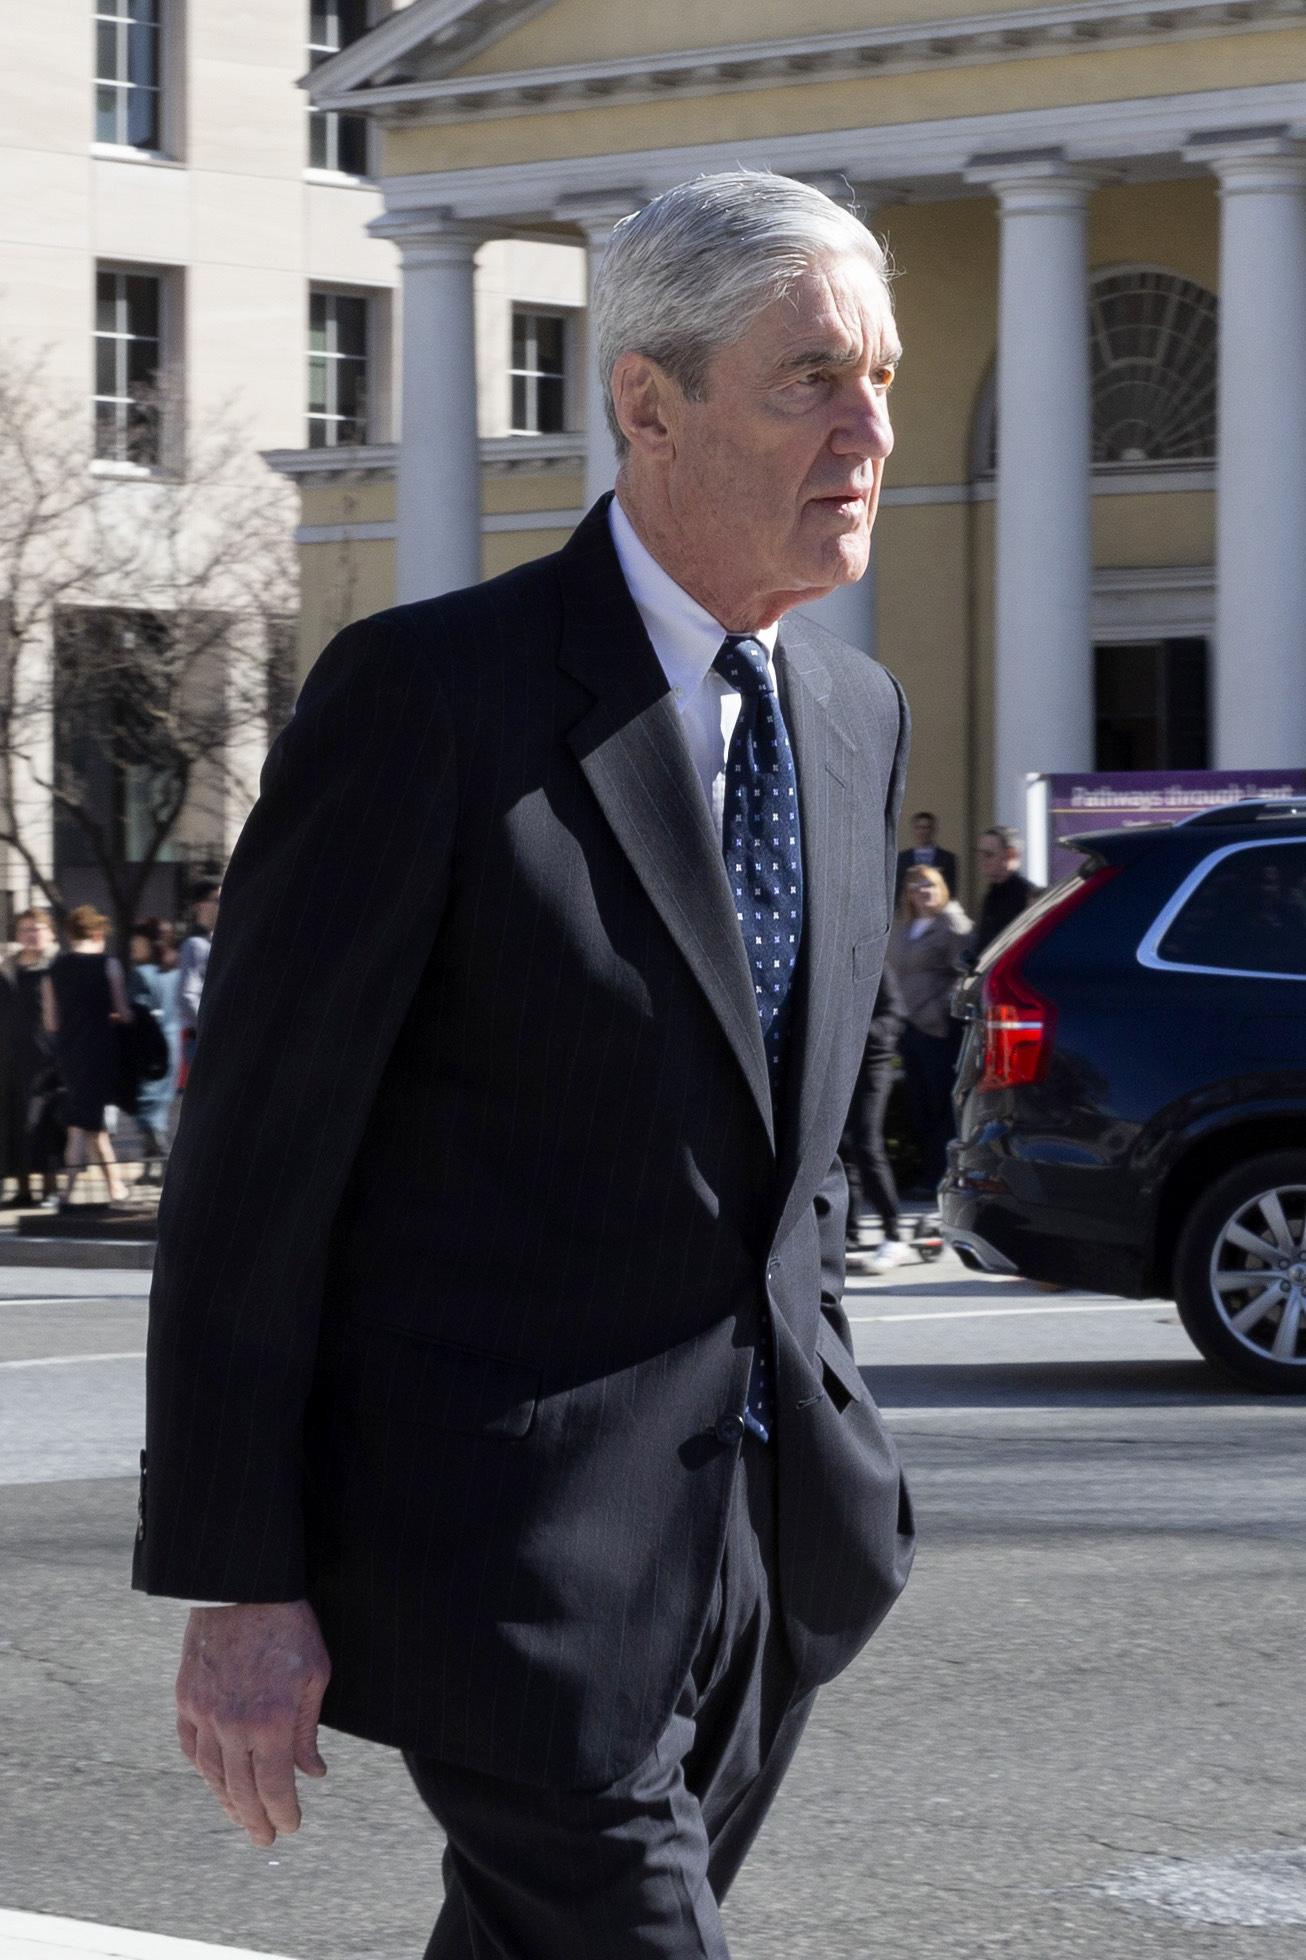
left=1208, top=1183, right=1306, bottom=1366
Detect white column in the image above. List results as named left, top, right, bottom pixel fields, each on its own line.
left=1188, top=135, right=1306, bottom=766
left=967, top=159, right=1096, bottom=829
left=369, top=208, right=483, bottom=604
left=560, top=194, right=643, bottom=506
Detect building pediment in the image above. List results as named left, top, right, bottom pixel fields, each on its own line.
left=305, top=0, right=564, bottom=100
left=310, top=0, right=1306, bottom=126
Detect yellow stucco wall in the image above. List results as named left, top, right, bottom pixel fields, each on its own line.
left=483, top=527, right=578, bottom=578
left=294, top=468, right=588, bottom=678
left=300, top=480, right=395, bottom=527
left=1089, top=177, right=1219, bottom=290
left=484, top=472, right=584, bottom=514
left=458, top=0, right=1091, bottom=72
left=875, top=502, right=977, bottom=886
left=1093, top=492, right=1215, bottom=569
left=298, top=537, right=397, bottom=681
left=877, top=196, right=997, bottom=487
left=383, top=32, right=1306, bottom=174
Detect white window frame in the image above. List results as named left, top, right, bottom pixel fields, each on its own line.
left=1136, top=838, right=1306, bottom=983
left=308, top=287, right=373, bottom=449
left=307, top=0, right=373, bottom=179
left=93, top=263, right=186, bottom=474
left=93, top=0, right=183, bottom=159
left=509, top=308, right=572, bottom=436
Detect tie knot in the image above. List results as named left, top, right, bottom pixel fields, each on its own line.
left=713, top=635, right=771, bottom=699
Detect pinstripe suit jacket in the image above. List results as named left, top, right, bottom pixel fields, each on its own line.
left=134, top=497, right=915, bottom=1791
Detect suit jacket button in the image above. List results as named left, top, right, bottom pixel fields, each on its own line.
left=715, top=1412, right=746, bottom=1446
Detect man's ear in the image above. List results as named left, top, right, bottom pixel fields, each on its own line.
left=610, top=352, right=682, bottom=463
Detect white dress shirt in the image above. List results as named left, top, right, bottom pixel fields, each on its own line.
left=608, top=497, right=779, bottom=837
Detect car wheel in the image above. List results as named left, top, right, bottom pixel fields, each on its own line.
left=1174, top=1151, right=1306, bottom=1391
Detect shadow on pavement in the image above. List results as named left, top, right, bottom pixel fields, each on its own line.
left=858, top=1356, right=1281, bottom=1409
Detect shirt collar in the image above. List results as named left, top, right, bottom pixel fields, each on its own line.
left=609, top=496, right=778, bottom=705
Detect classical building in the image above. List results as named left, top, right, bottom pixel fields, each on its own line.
left=276, top=0, right=1306, bottom=892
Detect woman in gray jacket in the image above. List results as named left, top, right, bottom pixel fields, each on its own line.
left=886, top=865, right=973, bottom=1196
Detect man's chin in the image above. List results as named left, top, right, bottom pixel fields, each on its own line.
left=807, top=530, right=871, bottom=589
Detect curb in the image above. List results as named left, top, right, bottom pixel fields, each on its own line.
left=0, top=1236, right=155, bottom=1270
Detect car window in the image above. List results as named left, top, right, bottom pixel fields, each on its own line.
left=1156, top=842, right=1306, bottom=976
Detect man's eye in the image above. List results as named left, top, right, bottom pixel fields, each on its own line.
left=874, top=366, right=896, bottom=390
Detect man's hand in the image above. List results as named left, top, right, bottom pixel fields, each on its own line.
left=175, top=1599, right=331, bottom=1847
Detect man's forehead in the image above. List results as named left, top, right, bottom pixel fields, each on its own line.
left=763, top=258, right=900, bottom=364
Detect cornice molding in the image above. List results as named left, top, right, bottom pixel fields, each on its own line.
left=375, top=80, right=1306, bottom=216
left=480, top=432, right=586, bottom=474
left=265, top=448, right=1213, bottom=501
left=296, top=510, right=586, bottom=544
left=262, top=443, right=399, bottom=484
left=310, top=0, right=1306, bottom=122
left=264, top=433, right=586, bottom=484
left=881, top=462, right=1215, bottom=504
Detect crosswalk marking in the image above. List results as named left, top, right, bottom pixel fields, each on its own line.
left=0, top=1353, right=146, bottom=1371
left=848, top=1301, right=1167, bottom=1324
left=0, top=1908, right=297, bottom=1960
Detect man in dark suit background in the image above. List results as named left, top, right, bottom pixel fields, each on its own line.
left=895, top=809, right=958, bottom=902
left=970, top=823, right=1043, bottom=962
left=136, top=170, right=914, bottom=1958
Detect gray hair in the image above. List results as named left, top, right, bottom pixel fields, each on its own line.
left=592, top=170, right=891, bottom=458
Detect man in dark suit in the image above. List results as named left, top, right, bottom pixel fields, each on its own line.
left=970, top=823, right=1043, bottom=962
left=895, top=809, right=958, bottom=902
left=136, top=170, right=914, bottom=1958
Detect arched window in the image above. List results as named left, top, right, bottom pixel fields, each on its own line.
left=1090, top=267, right=1217, bottom=463
left=972, top=266, right=1218, bottom=477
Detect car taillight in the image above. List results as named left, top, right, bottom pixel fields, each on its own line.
left=977, top=866, right=1119, bottom=1092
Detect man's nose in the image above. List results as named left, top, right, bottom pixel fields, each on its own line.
left=830, top=376, right=894, bottom=459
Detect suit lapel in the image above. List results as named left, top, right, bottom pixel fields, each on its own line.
left=557, top=502, right=775, bottom=1150
left=773, top=621, right=860, bottom=1233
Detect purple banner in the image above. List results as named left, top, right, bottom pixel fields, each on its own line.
left=1029, top=770, right=1306, bottom=888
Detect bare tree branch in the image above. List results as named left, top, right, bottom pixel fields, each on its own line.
left=0, top=357, right=299, bottom=949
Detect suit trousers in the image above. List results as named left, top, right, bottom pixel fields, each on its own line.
left=405, top=1433, right=813, bottom=1959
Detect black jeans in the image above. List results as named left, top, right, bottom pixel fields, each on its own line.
left=842, top=1060, right=900, bottom=1239
left=406, top=1435, right=813, bottom=1959
left=899, top=1021, right=960, bottom=1190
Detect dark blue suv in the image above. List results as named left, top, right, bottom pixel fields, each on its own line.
left=940, top=799, right=1306, bottom=1391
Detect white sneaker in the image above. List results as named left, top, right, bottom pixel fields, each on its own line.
left=865, top=1238, right=911, bottom=1274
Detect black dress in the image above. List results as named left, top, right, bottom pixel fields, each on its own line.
left=49, top=952, right=117, bottom=1131
left=0, top=972, right=19, bottom=1179
left=6, top=959, right=60, bottom=1178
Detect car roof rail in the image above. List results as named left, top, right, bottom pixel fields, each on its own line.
left=1184, top=797, right=1306, bottom=826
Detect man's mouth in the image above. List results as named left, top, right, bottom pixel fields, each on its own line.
left=809, top=489, right=870, bottom=513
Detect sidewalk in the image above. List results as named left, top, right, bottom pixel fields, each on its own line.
left=0, top=1913, right=295, bottom=1960
left=0, top=1149, right=159, bottom=1269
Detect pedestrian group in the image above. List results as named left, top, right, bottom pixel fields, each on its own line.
left=842, top=814, right=1043, bottom=1268
left=0, top=885, right=219, bottom=1210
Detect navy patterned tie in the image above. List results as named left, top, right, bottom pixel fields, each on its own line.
left=713, top=634, right=804, bottom=1443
